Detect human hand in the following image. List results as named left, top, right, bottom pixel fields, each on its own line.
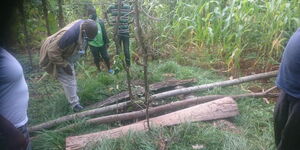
left=63, top=65, right=73, bottom=76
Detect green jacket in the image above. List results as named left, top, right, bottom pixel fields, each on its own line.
left=88, top=19, right=109, bottom=47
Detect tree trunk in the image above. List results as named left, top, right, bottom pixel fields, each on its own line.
left=134, top=0, right=151, bottom=129
left=56, top=87, right=277, bottom=132
left=42, top=0, right=51, bottom=35
left=18, top=0, right=33, bottom=69
left=57, top=0, right=65, bottom=28
left=150, top=71, right=278, bottom=101
left=65, top=97, right=239, bottom=150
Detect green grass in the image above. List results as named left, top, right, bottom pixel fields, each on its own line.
left=26, top=59, right=276, bottom=150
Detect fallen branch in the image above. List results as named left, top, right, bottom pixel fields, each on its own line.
left=56, top=86, right=277, bottom=132
left=65, top=97, right=239, bottom=150
left=88, top=78, right=196, bottom=109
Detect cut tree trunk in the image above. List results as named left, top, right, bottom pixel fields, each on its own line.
left=65, top=97, right=239, bottom=150
left=150, top=71, right=278, bottom=101
left=57, top=87, right=276, bottom=132
left=87, top=78, right=196, bottom=109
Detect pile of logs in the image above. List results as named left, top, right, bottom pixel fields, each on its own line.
left=28, top=71, right=278, bottom=150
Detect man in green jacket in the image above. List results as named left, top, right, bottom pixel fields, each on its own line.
left=87, top=7, right=113, bottom=73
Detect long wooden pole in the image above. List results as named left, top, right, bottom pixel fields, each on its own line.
left=150, top=71, right=278, bottom=101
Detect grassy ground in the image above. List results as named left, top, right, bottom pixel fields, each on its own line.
left=24, top=57, right=276, bottom=150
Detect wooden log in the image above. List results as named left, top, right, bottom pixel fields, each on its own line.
left=150, top=71, right=278, bottom=101
left=29, top=83, right=276, bottom=133
left=29, top=101, right=130, bottom=133
left=57, top=87, right=277, bottom=132
left=29, top=79, right=195, bottom=133
left=91, top=71, right=277, bottom=113
left=65, top=97, right=239, bottom=150
left=149, top=78, right=197, bottom=91
left=88, top=78, right=197, bottom=109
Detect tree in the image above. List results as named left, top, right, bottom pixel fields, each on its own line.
left=133, top=0, right=151, bottom=130
left=18, top=0, right=33, bottom=69
left=57, top=0, right=65, bottom=28
left=41, top=0, right=51, bottom=35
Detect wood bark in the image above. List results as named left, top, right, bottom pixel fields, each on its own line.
left=87, top=78, right=196, bottom=109
left=56, top=87, right=277, bottom=132
left=65, top=97, right=239, bottom=150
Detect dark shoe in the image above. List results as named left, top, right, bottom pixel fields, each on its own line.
left=73, top=104, right=84, bottom=112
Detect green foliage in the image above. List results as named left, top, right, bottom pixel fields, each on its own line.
left=141, top=0, right=300, bottom=70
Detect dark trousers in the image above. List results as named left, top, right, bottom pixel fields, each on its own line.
left=274, top=90, right=300, bottom=150
left=117, top=34, right=130, bottom=66
left=0, top=123, right=32, bottom=150
left=90, top=45, right=110, bottom=71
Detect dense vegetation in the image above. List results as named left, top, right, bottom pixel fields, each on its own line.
left=12, top=0, right=300, bottom=149
left=18, top=0, right=300, bottom=71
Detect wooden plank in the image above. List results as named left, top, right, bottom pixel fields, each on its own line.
left=65, top=97, right=238, bottom=150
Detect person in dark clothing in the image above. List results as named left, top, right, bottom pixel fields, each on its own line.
left=0, top=0, right=31, bottom=149
left=107, top=0, right=132, bottom=67
left=87, top=7, right=113, bottom=73
left=274, top=28, right=300, bottom=150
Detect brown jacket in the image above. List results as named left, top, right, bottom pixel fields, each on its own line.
left=39, top=20, right=84, bottom=77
